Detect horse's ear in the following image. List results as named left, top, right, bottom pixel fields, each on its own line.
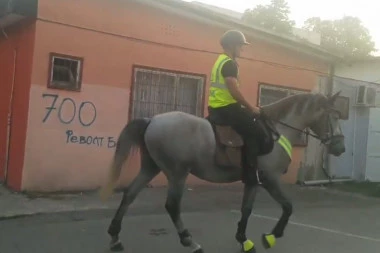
left=328, top=91, right=341, bottom=105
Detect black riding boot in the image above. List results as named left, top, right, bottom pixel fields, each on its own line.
left=242, top=142, right=262, bottom=185
left=242, top=164, right=262, bottom=185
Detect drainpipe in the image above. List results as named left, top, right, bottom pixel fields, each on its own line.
left=300, top=178, right=353, bottom=186
left=323, top=62, right=336, bottom=179
left=327, top=63, right=335, bottom=96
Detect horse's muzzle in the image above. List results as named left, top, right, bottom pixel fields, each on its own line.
left=327, top=135, right=345, bottom=156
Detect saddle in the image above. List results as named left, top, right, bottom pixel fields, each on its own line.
left=206, top=112, right=279, bottom=169
left=206, top=115, right=244, bottom=169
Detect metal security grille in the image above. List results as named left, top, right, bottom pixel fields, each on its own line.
left=49, top=55, right=82, bottom=91
left=258, top=84, right=306, bottom=106
left=131, top=67, right=204, bottom=119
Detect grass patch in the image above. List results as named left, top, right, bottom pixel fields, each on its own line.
left=328, top=181, right=380, bottom=198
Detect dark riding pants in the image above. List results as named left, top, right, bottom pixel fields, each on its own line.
left=209, top=103, right=266, bottom=184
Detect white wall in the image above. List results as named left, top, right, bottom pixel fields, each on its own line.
left=336, top=60, right=380, bottom=84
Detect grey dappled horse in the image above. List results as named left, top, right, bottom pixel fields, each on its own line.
left=100, top=92, right=345, bottom=253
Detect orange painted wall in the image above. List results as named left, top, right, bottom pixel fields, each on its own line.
left=0, top=21, right=35, bottom=190
left=22, top=0, right=329, bottom=191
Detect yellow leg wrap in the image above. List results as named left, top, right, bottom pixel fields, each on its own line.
left=243, top=240, right=255, bottom=252
left=263, top=234, right=276, bottom=248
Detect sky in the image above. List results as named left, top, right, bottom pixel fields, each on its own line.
left=186, top=0, right=380, bottom=55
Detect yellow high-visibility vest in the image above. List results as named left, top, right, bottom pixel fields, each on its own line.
left=208, top=54, right=239, bottom=108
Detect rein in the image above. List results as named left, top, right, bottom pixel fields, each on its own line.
left=260, top=109, right=340, bottom=145
left=275, top=120, right=319, bottom=139
left=262, top=117, right=320, bottom=142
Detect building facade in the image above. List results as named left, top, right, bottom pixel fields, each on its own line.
left=331, top=58, right=380, bottom=182
left=336, top=57, right=380, bottom=84
left=0, top=0, right=336, bottom=192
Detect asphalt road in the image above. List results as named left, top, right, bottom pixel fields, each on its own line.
left=1, top=190, right=380, bottom=253
left=0, top=201, right=380, bottom=253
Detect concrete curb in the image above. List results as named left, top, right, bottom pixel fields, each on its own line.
left=0, top=206, right=116, bottom=220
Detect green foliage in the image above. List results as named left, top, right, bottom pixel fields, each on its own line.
left=241, top=0, right=376, bottom=57
left=241, top=0, right=295, bottom=35
left=303, top=16, right=376, bottom=57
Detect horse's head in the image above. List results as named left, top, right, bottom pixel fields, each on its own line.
left=261, top=91, right=346, bottom=156
left=307, top=91, right=345, bottom=156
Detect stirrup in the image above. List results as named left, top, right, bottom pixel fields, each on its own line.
left=256, top=170, right=262, bottom=185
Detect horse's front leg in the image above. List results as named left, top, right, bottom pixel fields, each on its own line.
left=235, top=183, right=259, bottom=253
left=261, top=173, right=293, bottom=250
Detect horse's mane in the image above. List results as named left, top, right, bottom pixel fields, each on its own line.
left=261, top=93, right=326, bottom=120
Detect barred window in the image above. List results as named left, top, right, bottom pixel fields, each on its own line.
left=48, top=53, right=83, bottom=91
left=130, top=67, right=204, bottom=119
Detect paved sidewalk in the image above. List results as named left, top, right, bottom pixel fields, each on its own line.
left=0, top=183, right=155, bottom=218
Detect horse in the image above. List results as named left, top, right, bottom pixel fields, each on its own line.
left=99, top=92, right=345, bottom=253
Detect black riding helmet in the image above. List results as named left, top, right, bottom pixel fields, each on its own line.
left=220, top=30, right=250, bottom=49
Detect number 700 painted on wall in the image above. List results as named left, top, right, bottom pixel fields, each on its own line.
left=42, top=93, right=97, bottom=127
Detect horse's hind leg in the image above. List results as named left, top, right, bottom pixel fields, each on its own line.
left=165, top=177, right=203, bottom=253
left=260, top=174, right=292, bottom=249
left=107, top=154, right=160, bottom=251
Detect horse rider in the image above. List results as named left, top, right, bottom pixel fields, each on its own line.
left=208, top=30, right=268, bottom=185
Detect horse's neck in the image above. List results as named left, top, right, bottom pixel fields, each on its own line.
left=275, top=113, right=307, bottom=146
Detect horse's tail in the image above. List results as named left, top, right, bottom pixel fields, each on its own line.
left=99, top=118, right=151, bottom=201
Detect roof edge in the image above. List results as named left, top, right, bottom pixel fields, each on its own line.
left=134, top=0, right=342, bottom=62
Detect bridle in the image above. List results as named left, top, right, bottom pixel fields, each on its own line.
left=262, top=107, right=343, bottom=145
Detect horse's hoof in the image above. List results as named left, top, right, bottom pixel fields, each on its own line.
left=193, top=248, right=204, bottom=253
left=110, top=240, right=124, bottom=252
left=262, top=233, right=276, bottom=249
left=242, top=240, right=256, bottom=253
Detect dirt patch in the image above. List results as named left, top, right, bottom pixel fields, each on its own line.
left=327, top=181, right=380, bottom=198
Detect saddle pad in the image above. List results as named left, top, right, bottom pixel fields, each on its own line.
left=278, top=135, right=292, bottom=160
